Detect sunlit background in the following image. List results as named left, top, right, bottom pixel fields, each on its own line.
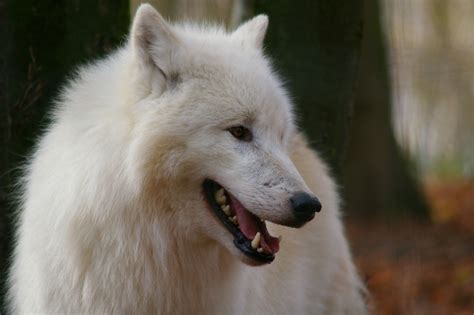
left=386, top=0, right=474, bottom=180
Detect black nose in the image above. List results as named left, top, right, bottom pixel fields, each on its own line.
left=290, top=192, right=322, bottom=223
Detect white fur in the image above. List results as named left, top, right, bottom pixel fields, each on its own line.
left=8, top=4, right=367, bottom=314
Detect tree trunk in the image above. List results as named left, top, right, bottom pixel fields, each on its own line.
left=254, top=0, right=363, bottom=175
left=0, top=1, right=129, bottom=311
left=342, top=0, right=429, bottom=217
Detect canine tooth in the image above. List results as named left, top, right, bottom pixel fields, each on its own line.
left=230, top=216, right=238, bottom=225
left=251, top=232, right=261, bottom=249
left=278, top=235, right=283, bottom=242
left=257, top=247, right=263, bottom=253
left=221, top=205, right=231, bottom=216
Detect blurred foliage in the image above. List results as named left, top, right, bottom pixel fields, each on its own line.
left=425, top=180, right=474, bottom=228
left=385, top=0, right=474, bottom=180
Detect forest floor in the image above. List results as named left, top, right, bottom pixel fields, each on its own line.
left=348, top=180, right=474, bottom=315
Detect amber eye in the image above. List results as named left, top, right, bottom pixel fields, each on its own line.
left=228, top=126, right=252, bottom=142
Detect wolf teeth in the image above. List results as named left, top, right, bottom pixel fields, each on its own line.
left=251, top=232, right=261, bottom=249
left=215, top=189, right=226, bottom=205
left=230, top=216, right=238, bottom=225
left=221, top=205, right=231, bottom=216
left=216, top=188, right=224, bottom=197
left=257, top=247, right=263, bottom=253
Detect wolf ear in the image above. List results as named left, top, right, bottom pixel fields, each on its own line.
left=130, top=4, right=178, bottom=80
left=233, top=15, right=269, bottom=49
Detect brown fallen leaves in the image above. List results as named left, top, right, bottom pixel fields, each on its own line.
left=347, top=180, right=474, bottom=315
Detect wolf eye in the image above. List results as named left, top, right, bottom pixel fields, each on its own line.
left=228, top=126, right=252, bottom=142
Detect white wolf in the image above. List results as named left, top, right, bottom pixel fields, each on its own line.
left=8, top=4, right=367, bottom=314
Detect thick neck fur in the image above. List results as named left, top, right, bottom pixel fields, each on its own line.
left=94, top=198, right=242, bottom=314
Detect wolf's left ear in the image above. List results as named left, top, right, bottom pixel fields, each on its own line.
left=233, top=15, right=269, bottom=49
left=130, top=4, right=179, bottom=80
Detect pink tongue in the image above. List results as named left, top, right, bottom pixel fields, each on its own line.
left=228, top=195, right=280, bottom=254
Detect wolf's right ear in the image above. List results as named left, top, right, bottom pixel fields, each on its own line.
left=232, top=15, right=268, bottom=49
left=130, top=4, right=179, bottom=81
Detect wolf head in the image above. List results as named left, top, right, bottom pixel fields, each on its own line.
left=127, top=4, right=321, bottom=265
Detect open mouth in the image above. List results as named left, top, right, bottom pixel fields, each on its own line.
left=202, top=179, right=280, bottom=264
